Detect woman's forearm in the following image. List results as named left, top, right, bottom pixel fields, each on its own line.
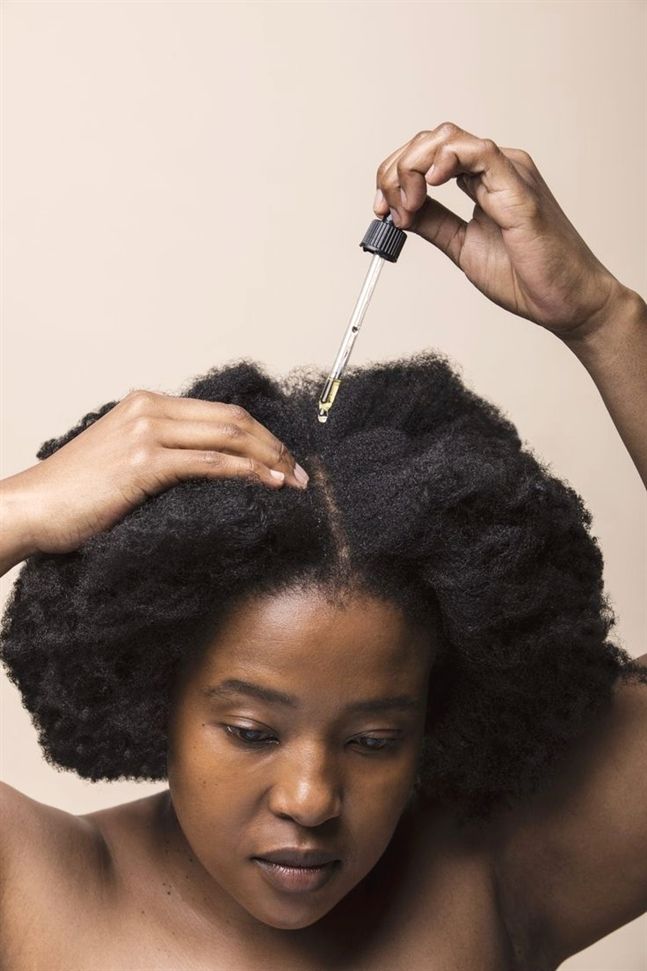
left=561, top=284, right=647, bottom=490
left=0, top=479, right=37, bottom=577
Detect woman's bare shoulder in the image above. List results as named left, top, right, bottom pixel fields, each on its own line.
left=0, top=787, right=172, bottom=969
left=0, top=781, right=108, bottom=961
left=489, top=654, right=647, bottom=964
left=0, top=782, right=112, bottom=907
left=0, top=784, right=166, bottom=907
left=79, top=789, right=167, bottom=874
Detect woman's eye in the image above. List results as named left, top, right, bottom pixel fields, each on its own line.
left=224, top=725, right=276, bottom=746
left=222, top=725, right=400, bottom=753
left=354, top=736, right=400, bottom=752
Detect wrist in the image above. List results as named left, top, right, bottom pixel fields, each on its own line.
left=561, top=281, right=647, bottom=365
left=0, top=477, right=39, bottom=571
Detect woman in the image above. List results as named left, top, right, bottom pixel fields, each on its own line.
left=0, top=123, right=645, bottom=970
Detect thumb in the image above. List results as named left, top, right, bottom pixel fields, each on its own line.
left=409, top=195, right=467, bottom=268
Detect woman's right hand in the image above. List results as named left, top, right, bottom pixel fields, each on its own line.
left=0, top=390, right=309, bottom=561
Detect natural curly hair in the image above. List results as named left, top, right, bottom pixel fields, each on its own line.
left=2, top=352, right=644, bottom=822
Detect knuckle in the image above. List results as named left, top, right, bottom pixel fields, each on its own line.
left=128, top=415, right=156, bottom=441
left=121, top=389, right=157, bottom=417
left=519, top=150, right=536, bottom=170
left=200, top=450, right=225, bottom=468
left=275, top=440, right=288, bottom=466
left=382, top=167, right=400, bottom=189
left=436, top=121, right=459, bottom=138
left=220, top=423, right=242, bottom=441
left=376, top=159, right=390, bottom=181
left=480, top=137, right=499, bottom=155
left=412, top=129, right=430, bottom=142
left=244, top=457, right=263, bottom=484
left=507, top=147, right=533, bottom=165
left=128, top=444, right=155, bottom=470
left=396, top=156, right=410, bottom=178
left=225, top=403, right=251, bottom=425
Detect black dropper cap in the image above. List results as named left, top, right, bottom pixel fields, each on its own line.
left=359, top=211, right=407, bottom=263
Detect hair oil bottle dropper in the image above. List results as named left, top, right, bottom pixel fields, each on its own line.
left=317, top=212, right=407, bottom=423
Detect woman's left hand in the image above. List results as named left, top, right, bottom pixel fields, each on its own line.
left=373, top=122, right=624, bottom=341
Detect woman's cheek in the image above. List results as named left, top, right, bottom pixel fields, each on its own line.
left=169, top=721, right=220, bottom=793
left=182, top=724, right=224, bottom=779
left=369, top=745, right=419, bottom=803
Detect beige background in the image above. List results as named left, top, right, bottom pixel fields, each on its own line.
left=1, top=1, right=645, bottom=967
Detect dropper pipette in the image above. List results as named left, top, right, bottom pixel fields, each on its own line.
left=317, top=212, right=407, bottom=423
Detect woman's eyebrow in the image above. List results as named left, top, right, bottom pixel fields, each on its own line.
left=202, top=678, right=421, bottom=714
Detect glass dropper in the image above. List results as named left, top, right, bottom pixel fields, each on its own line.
left=317, top=212, right=407, bottom=423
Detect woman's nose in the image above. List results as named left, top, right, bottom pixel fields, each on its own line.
left=269, top=755, right=343, bottom=826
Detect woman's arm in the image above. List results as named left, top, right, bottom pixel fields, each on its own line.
left=374, top=123, right=647, bottom=961
left=0, top=485, right=37, bottom=576
left=490, top=653, right=647, bottom=964
left=374, top=123, right=647, bottom=497
left=0, top=390, right=307, bottom=581
left=561, top=281, right=647, bottom=489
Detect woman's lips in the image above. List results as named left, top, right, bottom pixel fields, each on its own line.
left=253, top=857, right=340, bottom=893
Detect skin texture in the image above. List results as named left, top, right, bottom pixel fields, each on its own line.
left=164, top=584, right=434, bottom=934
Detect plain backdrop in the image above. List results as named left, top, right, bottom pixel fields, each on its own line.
left=1, top=2, right=645, bottom=968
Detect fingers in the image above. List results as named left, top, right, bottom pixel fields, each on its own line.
left=456, top=172, right=478, bottom=203
left=499, top=146, right=540, bottom=182
left=143, top=416, right=308, bottom=489
left=374, top=123, right=535, bottom=232
left=375, top=133, right=441, bottom=218
left=118, top=390, right=308, bottom=490
left=403, top=196, right=468, bottom=268
left=156, top=449, right=293, bottom=491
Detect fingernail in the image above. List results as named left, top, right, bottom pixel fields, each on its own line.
left=425, top=164, right=435, bottom=181
left=400, top=187, right=407, bottom=207
left=294, top=463, right=309, bottom=487
left=270, top=469, right=285, bottom=481
left=390, top=208, right=401, bottom=226
left=373, top=188, right=385, bottom=210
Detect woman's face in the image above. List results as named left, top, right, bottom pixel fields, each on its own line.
left=167, top=584, right=434, bottom=932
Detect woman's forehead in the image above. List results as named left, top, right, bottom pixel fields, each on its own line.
left=191, top=585, right=434, bottom=691
left=211, top=586, right=420, bottom=647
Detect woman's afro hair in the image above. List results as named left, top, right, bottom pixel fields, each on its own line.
left=2, top=352, right=645, bottom=822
